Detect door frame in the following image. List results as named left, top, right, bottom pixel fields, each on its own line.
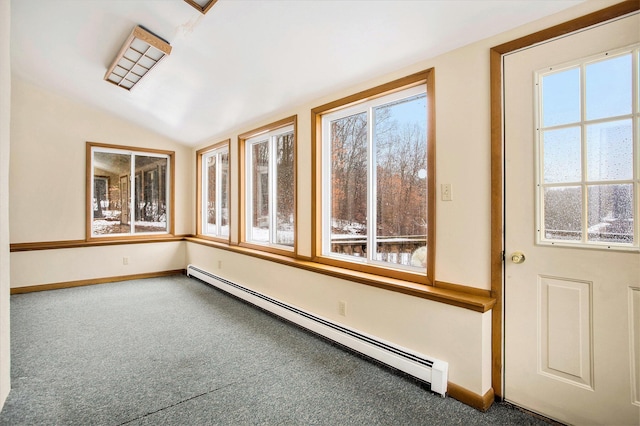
left=489, top=0, right=640, bottom=400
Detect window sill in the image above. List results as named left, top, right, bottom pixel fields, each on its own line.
left=10, top=235, right=186, bottom=252
left=10, top=235, right=496, bottom=313
left=185, top=236, right=496, bottom=313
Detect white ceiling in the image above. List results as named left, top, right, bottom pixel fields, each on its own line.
left=11, top=0, right=583, bottom=147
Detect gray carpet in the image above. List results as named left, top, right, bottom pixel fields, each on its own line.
left=0, top=275, right=551, bottom=425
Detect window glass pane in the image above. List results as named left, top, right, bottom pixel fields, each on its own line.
left=205, top=154, right=217, bottom=234
left=544, top=186, right=582, bottom=241
left=330, top=112, right=368, bottom=258
left=220, top=152, right=229, bottom=237
left=92, top=151, right=131, bottom=235
left=373, top=93, right=427, bottom=268
left=251, top=141, right=269, bottom=243
left=276, top=132, right=294, bottom=247
left=587, top=119, right=633, bottom=181
left=542, top=67, right=580, bottom=127
left=587, top=184, right=633, bottom=244
left=134, top=155, right=168, bottom=233
left=543, top=127, right=581, bottom=183
left=586, top=54, right=632, bottom=120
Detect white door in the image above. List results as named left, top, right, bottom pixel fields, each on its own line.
left=504, top=13, right=640, bottom=426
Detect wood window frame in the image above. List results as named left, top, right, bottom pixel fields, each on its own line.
left=86, top=142, right=175, bottom=242
left=238, top=116, right=298, bottom=257
left=196, top=140, right=231, bottom=243
left=311, top=69, right=436, bottom=286
left=489, top=0, right=640, bottom=400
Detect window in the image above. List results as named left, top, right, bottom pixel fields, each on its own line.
left=536, top=45, right=639, bottom=249
left=196, top=141, right=230, bottom=241
left=312, top=70, right=435, bottom=284
left=87, top=143, right=174, bottom=239
left=239, top=116, right=296, bottom=255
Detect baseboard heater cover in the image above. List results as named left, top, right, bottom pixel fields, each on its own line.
left=186, top=264, right=448, bottom=396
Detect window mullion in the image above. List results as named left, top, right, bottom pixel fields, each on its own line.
left=634, top=48, right=639, bottom=246
left=322, top=119, right=332, bottom=256
left=129, top=153, right=135, bottom=235
left=267, top=136, right=274, bottom=245
left=580, top=64, right=588, bottom=244
left=203, top=154, right=209, bottom=235
left=215, top=152, right=222, bottom=236
left=246, top=143, right=253, bottom=242
left=367, top=107, right=375, bottom=263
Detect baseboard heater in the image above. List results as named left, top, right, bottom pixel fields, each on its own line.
left=186, top=264, right=448, bottom=396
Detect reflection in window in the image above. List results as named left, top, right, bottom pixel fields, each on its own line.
left=89, top=145, right=172, bottom=238
left=537, top=46, right=639, bottom=247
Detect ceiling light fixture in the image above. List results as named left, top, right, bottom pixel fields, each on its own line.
left=104, top=25, right=172, bottom=91
left=183, top=0, right=218, bottom=14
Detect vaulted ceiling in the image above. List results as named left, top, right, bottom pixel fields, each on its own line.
left=11, top=0, right=583, bottom=146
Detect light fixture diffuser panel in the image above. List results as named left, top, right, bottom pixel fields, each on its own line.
left=184, top=0, right=218, bottom=14
left=104, top=26, right=171, bottom=91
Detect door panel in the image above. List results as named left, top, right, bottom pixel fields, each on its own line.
left=504, top=14, right=640, bottom=425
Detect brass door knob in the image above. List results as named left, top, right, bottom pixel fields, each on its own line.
left=511, top=251, right=526, bottom=264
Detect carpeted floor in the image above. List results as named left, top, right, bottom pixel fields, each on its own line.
left=0, top=275, right=552, bottom=425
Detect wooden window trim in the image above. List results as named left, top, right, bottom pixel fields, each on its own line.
left=238, top=115, right=298, bottom=257
left=86, top=142, right=175, bottom=242
left=196, top=140, right=231, bottom=243
left=311, top=69, right=436, bottom=286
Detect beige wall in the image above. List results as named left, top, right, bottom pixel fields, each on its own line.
left=10, top=242, right=186, bottom=289
left=10, top=79, right=193, bottom=243
left=7, top=0, right=619, bottom=402
left=0, top=0, right=11, bottom=409
left=9, top=79, right=192, bottom=289
left=186, top=243, right=493, bottom=394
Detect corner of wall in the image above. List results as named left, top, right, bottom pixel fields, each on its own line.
left=0, top=0, right=11, bottom=409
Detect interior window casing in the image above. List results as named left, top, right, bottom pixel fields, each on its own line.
left=311, top=70, right=435, bottom=285
left=238, top=116, right=297, bottom=257
left=196, top=140, right=230, bottom=243
left=86, top=142, right=175, bottom=241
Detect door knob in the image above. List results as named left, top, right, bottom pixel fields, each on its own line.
left=511, top=251, right=526, bottom=264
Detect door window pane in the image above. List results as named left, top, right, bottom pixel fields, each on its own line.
left=543, top=127, right=581, bottom=183
left=587, top=184, right=633, bottom=243
left=544, top=186, right=582, bottom=241
left=542, top=67, right=580, bottom=127
left=586, top=54, right=632, bottom=120
left=587, top=119, right=633, bottom=181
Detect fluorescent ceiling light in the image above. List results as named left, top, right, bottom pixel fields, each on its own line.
left=184, top=0, right=218, bottom=14
left=104, top=26, right=172, bottom=91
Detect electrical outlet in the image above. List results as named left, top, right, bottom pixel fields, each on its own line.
left=123, top=257, right=129, bottom=265
left=441, top=183, right=453, bottom=201
left=338, top=301, right=347, bottom=316
left=218, top=260, right=222, bottom=269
